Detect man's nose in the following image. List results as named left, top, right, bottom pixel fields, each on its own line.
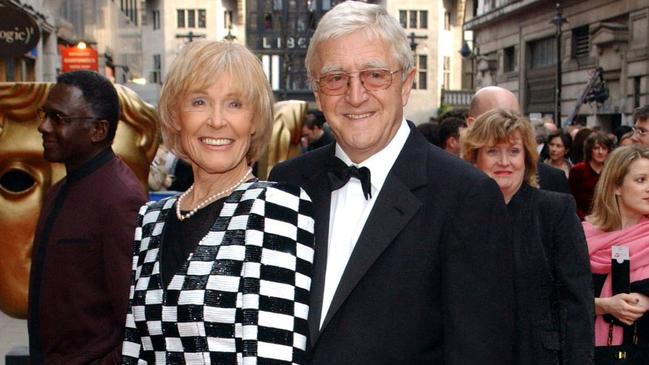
left=345, top=76, right=369, bottom=105
left=37, top=116, right=52, bottom=134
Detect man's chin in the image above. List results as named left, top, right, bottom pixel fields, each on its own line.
left=42, top=152, right=61, bottom=164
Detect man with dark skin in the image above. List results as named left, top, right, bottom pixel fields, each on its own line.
left=28, top=71, right=146, bottom=364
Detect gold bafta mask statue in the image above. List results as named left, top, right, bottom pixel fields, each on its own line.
left=0, top=82, right=159, bottom=318
left=256, top=100, right=307, bottom=179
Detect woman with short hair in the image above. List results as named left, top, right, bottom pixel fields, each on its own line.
left=544, top=130, right=573, bottom=178
left=569, top=131, right=614, bottom=220
left=462, top=108, right=594, bottom=365
left=122, top=41, right=314, bottom=364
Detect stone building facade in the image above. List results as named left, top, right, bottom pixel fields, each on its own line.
left=464, top=0, right=649, bottom=130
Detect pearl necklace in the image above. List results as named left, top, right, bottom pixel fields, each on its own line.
left=175, top=168, right=252, bottom=221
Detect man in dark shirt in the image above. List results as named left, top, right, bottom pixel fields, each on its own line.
left=28, top=71, right=146, bottom=364
left=438, top=117, right=467, bottom=156
left=302, top=109, right=335, bottom=152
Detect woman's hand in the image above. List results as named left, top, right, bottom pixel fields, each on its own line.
left=595, top=293, right=647, bottom=325
left=631, top=293, right=649, bottom=311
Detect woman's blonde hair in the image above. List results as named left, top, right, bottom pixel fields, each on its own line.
left=587, top=145, right=649, bottom=231
left=158, top=41, right=274, bottom=164
left=461, top=108, right=539, bottom=187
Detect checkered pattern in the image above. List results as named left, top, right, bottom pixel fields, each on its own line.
left=122, top=181, right=314, bottom=364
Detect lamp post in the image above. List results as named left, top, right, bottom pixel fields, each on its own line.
left=408, top=32, right=427, bottom=53
left=550, top=3, right=567, bottom=128
left=175, top=31, right=206, bottom=43
left=224, top=26, right=236, bottom=42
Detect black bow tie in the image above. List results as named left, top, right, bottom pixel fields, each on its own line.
left=328, top=158, right=372, bottom=200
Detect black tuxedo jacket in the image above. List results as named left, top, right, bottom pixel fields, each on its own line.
left=269, top=125, right=515, bottom=364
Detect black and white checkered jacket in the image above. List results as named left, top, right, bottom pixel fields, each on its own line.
left=122, top=181, right=314, bottom=364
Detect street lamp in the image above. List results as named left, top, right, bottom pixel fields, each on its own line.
left=550, top=3, right=567, bottom=128
left=408, top=32, right=427, bottom=52
left=224, top=25, right=236, bottom=42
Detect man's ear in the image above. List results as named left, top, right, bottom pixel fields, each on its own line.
left=89, top=120, right=109, bottom=143
left=447, top=136, right=459, bottom=150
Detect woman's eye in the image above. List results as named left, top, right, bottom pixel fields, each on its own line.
left=228, top=100, right=242, bottom=108
left=191, top=98, right=207, bottom=107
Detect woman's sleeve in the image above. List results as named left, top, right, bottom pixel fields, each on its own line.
left=568, top=167, right=587, bottom=220
left=121, top=205, right=148, bottom=365
left=552, top=195, right=595, bottom=365
left=241, top=185, right=315, bottom=364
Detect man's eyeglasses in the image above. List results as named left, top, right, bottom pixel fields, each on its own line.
left=315, top=68, right=402, bottom=96
left=633, top=126, right=648, bottom=137
left=37, top=108, right=98, bottom=125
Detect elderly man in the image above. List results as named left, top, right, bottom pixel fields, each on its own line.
left=28, top=71, right=146, bottom=364
left=631, top=105, right=649, bottom=147
left=467, top=86, right=570, bottom=193
left=270, top=2, right=515, bottom=364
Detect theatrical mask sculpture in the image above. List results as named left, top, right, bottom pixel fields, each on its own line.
left=256, top=99, right=307, bottom=179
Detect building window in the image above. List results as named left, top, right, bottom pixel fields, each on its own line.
left=177, top=9, right=206, bottom=29
left=409, top=10, right=418, bottom=29
left=152, top=54, right=161, bottom=84
left=198, top=9, right=206, bottom=28
left=420, top=10, right=428, bottom=29
left=503, top=46, right=516, bottom=73
left=572, top=25, right=590, bottom=59
left=400, top=10, right=428, bottom=29
left=187, top=9, right=196, bottom=28
left=443, top=56, right=450, bottom=89
left=634, top=76, right=641, bottom=108
left=530, top=37, right=556, bottom=69
left=444, top=11, right=451, bottom=31
left=412, top=54, right=427, bottom=90
left=419, top=55, right=428, bottom=90
left=177, top=9, right=185, bottom=28
left=152, top=10, right=160, bottom=30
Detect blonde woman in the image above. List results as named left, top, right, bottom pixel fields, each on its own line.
left=122, top=41, right=314, bottom=364
left=585, top=146, right=649, bottom=361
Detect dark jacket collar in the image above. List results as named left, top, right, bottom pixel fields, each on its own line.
left=66, top=148, right=115, bottom=182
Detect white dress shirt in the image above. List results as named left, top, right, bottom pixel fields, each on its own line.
left=320, top=119, right=410, bottom=327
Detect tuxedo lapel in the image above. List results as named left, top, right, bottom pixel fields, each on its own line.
left=318, top=127, right=429, bottom=334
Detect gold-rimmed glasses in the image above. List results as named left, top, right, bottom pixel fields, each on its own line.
left=315, top=68, right=402, bottom=96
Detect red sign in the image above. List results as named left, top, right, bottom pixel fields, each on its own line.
left=61, top=46, right=98, bottom=72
